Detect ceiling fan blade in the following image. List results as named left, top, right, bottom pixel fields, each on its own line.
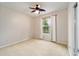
left=29, top=7, right=35, bottom=9
left=39, top=9, right=46, bottom=11
left=31, top=10, right=36, bottom=13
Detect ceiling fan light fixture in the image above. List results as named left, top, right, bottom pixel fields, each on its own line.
left=34, top=10, right=40, bottom=14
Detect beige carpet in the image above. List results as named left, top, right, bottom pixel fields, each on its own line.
left=0, top=39, right=69, bottom=56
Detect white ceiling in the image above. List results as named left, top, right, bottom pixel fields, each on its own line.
left=0, top=2, right=69, bottom=17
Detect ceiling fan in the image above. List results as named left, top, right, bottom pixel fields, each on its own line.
left=29, top=4, right=46, bottom=14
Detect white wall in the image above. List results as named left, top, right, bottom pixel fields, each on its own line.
left=56, top=8, right=68, bottom=45
left=0, top=6, right=32, bottom=47
left=33, top=8, right=68, bottom=45
left=68, top=2, right=75, bottom=55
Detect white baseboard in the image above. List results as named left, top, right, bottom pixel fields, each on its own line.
left=0, top=38, right=31, bottom=48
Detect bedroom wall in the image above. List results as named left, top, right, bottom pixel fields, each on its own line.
left=33, top=8, right=68, bottom=45
left=68, top=2, right=76, bottom=56
left=0, top=6, right=32, bottom=47
left=56, top=8, right=68, bottom=45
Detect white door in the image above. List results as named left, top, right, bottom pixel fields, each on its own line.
left=73, top=2, right=79, bottom=56
left=40, top=16, right=56, bottom=42
left=75, top=2, right=79, bottom=56
left=77, top=3, right=79, bottom=56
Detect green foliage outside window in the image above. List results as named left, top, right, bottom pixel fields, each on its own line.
left=42, top=19, right=49, bottom=33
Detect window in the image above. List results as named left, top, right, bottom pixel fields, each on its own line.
left=42, top=17, right=50, bottom=33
